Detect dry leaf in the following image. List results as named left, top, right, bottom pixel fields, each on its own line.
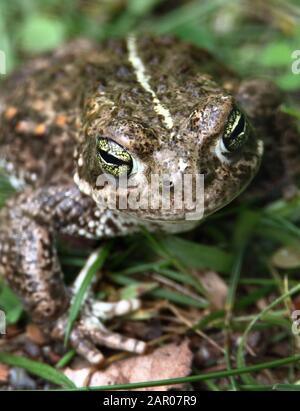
left=64, top=359, right=94, bottom=387
left=90, top=340, right=192, bottom=391
left=271, top=245, right=300, bottom=269
left=195, top=270, right=228, bottom=309
left=64, top=367, right=93, bottom=387
left=64, top=340, right=192, bottom=390
left=0, top=364, right=9, bottom=383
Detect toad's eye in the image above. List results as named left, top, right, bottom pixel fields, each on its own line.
left=221, top=108, right=250, bottom=153
left=96, top=137, right=133, bottom=177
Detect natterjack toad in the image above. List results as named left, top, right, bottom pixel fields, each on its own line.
left=0, top=36, right=299, bottom=364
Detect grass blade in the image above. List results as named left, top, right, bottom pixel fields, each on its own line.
left=55, top=350, right=76, bottom=369
left=150, top=288, right=208, bottom=308
left=64, top=244, right=111, bottom=345
left=159, top=235, right=233, bottom=273
left=0, top=353, right=76, bottom=388
left=236, top=283, right=300, bottom=381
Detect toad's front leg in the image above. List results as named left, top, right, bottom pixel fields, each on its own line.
left=0, top=184, right=146, bottom=364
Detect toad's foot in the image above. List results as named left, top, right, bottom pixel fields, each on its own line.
left=51, top=297, right=147, bottom=365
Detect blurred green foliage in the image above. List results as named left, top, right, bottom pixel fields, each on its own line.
left=0, top=0, right=300, bottom=91
left=0, top=280, right=23, bottom=324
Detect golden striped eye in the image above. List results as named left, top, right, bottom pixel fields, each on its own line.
left=222, top=108, right=250, bottom=153
left=97, top=137, right=133, bottom=177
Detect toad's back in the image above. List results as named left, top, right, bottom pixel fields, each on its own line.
left=0, top=37, right=232, bottom=189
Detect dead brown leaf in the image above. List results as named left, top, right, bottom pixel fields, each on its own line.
left=271, top=245, right=300, bottom=269
left=64, top=340, right=192, bottom=390
left=0, top=364, right=9, bottom=384
left=65, top=366, right=93, bottom=388
left=90, top=340, right=192, bottom=391
left=194, top=270, right=228, bottom=309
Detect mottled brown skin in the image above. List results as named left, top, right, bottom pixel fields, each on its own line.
left=0, top=37, right=299, bottom=364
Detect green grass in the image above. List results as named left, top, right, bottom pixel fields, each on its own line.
left=64, top=244, right=111, bottom=345
left=1, top=0, right=300, bottom=391
left=0, top=353, right=76, bottom=388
